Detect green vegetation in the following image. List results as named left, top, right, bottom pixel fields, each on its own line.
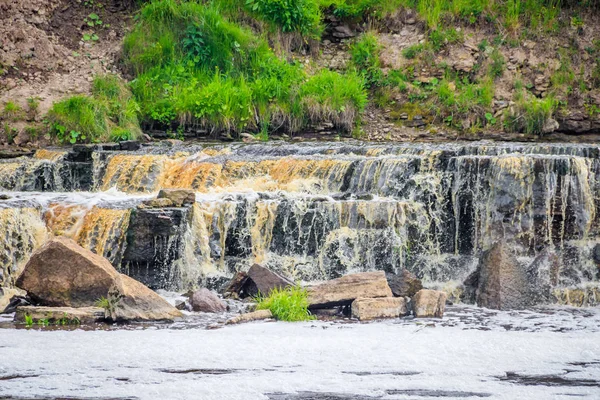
left=255, top=286, right=315, bottom=322
left=350, top=32, right=383, bottom=87
left=124, top=0, right=366, bottom=137
left=505, top=94, right=557, bottom=135
left=47, top=74, right=141, bottom=144
left=23, top=312, right=81, bottom=327
left=245, top=0, right=322, bottom=38
left=2, top=101, right=23, bottom=121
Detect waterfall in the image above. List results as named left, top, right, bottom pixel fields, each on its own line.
left=0, top=142, right=598, bottom=301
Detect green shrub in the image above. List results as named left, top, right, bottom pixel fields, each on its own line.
left=245, top=0, right=322, bottom=38
left=350, top=32, right=382, bottom=87
left=2, top=101, right=23, bottom=121
left=255, top=286, right=315, bottom=322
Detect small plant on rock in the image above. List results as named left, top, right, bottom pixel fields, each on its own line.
left=255, top=286, right=315, bottom=322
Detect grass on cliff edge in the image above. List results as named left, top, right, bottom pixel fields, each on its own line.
left=255, top=286, right=315, bottom=322
left=47, top=74, right=141, bottom=144
left=123, top=0, right=367, bottom=137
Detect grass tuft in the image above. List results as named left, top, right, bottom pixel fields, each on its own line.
left=255, top=286, right=315, bottom=322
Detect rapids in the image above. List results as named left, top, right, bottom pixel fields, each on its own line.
left=0, top=141, right=599, bottom=302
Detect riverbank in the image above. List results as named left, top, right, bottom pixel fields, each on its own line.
left=1, top=1, right=600, bottom=146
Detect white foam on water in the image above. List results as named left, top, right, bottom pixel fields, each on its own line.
left=1, top=306, right=599, bottom=399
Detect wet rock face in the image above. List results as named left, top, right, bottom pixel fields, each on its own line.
left=121, top=207, right=192, bottom=291
left=475, top=242, right=530, bottom=310
left=526, top=248, right=561, bottom=305
left=2, top=142, right=600, bottom=298
left=190, top=288, right=227, bottom=313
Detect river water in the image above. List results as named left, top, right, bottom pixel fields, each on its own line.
left=1, top=305, right=600, bottom=399
left=1, top=141, right=600, bottom=398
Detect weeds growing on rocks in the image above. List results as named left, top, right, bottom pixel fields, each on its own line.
left=255, top=286, right=315, bottom=322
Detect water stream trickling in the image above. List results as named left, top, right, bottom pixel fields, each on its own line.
left=0, top=141, right=599, bottom=303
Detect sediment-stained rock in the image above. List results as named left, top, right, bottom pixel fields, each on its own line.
left=412, top=289, right=447, bottom=318
left=307, top=271, right=393, bottom=308
left=190, top=288, right=227, bottom=313
left=351, top=297, right=408, bottom=321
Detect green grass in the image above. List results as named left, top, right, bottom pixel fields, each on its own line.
left=255, top=286, right=315, bottom=322
left=124, top=0, right=367, bottom=136
left=2, top=101, right=23, bottom=121
left=350, top=32, right=382, bottom=87
left=505, top=94, right=557, bottom=135
left=47, top=74, right=141, bottom=144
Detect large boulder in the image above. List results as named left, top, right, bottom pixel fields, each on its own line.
left=14, top=306, right=105, bottom=324
left=16, top=237, right=120, bottom=307
left=246, top=264, right=294, bottom=297
left=107, top=274, right=183, bottom=322
left=157, top=189, right=196, bottom=207
left=386, top=270, right=423, bottom=298
left=412, top=289, right=447, bottom=318
left=16, top=237, right=182, bottom=322
left=190, top=288, right=227, bottom=313
left=307, top=271, right=393, bottom=309
left=351, top=297, right=408, bottom=321
left=476, top=242, right=530, bottom=310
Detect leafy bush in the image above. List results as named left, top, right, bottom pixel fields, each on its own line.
left=350, top=32, right=383, bottom=87
left=255, top=286, right=315, bottom=322
left=245, top=0, right=322, bottom=38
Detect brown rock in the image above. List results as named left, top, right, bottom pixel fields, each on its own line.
left=139, top=198, right=175, bottom=209
left=157, top=189, right=196, bottom=207
left=351, top=297, right=408, bottom=321
left=225, top=309, right=273, bottom=325
left=476, top=242, right=530, bottom=310
left=412, top=289, right=447, bottom=318
left=222, top=271, right=249, bottom=298
left=306, top=271, right=393, bottom=308
left=386, top=270, right=423, bottom=297
left=14, top=306, right=105, bottom=324
left=190, top=288, right=227, bottom=313
left=16, top=237, right=120, bottom=307
left=246, top=264, right=294, bottom=297
left=107, top=274, right=183, bottom=322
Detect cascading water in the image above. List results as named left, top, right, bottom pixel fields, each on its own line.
left=0, top=142, right=599, bottom=304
